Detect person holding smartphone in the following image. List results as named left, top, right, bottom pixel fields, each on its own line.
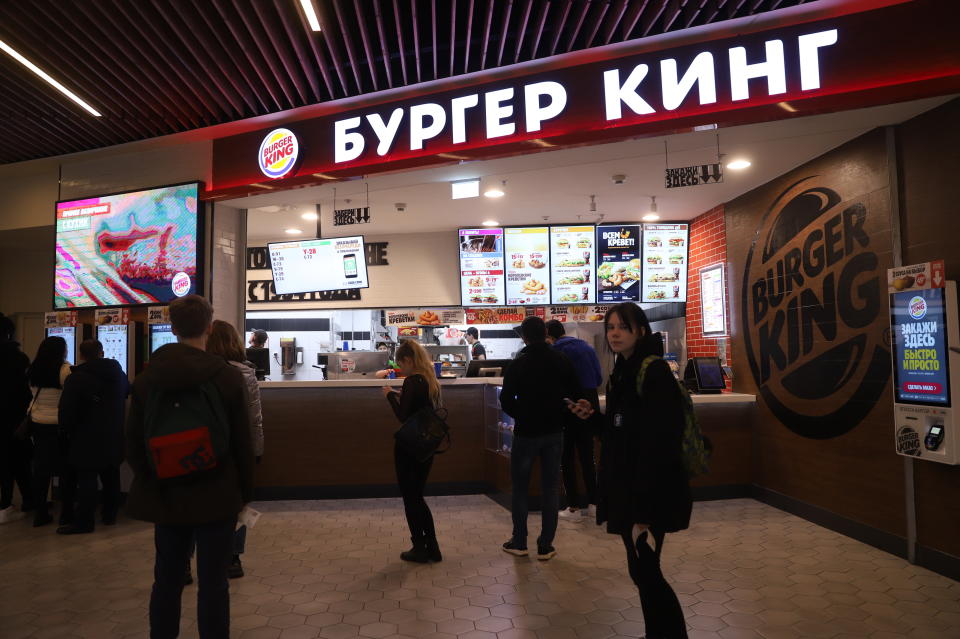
left=570, top=303, right=691, bottom=638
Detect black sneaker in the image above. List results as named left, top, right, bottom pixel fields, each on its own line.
left=228, top=556, right=244, bottom=579
left=537, top=545, right=557, bottom=561
left=501, top=540, right=528, bottom=557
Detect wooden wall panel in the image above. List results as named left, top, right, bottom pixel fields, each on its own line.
left=726, top=129, right=906, bottom=538
left=897, top=98, right=960, bottom=558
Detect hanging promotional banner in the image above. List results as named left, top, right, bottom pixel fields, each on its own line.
left=545, top=305, right=612, bottom=323
left=665, top=164, right=723, bottom=188
left=44, top=311, right=77, bottom=328
left=888, top=259, right=946, bottom=293
left=386, top=308, right=467, bottom=327
left=95, top=308, right=130, bottom=326
left=465, top=307, right=528, bottom=325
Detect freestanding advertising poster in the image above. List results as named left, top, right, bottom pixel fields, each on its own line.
left=504, top=227, right=550, bottom=305
left=549, top=226, right=596, bottom=304
left=596, top=224, right=641, bottom=302
left=458, top=228, right=505, bottom=306
left=641, top=223, right=688, bottom=302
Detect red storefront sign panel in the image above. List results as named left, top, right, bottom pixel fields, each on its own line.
left=208, top=0, right=960, bottom=198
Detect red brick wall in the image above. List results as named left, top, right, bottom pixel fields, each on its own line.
left=685, top=204, right=731, bottom=374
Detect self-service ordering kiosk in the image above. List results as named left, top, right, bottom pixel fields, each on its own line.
left=889, top=262, right=959, bottom=465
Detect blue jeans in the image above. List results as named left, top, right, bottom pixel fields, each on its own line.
left=510, top=432, right=563, bottom=550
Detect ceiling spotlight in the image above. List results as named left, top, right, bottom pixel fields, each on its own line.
left=301, top=211, right=319, bottom=221
left=484, top=180, right=507, bottom=198
left=284, top=228, right=303, bottom=235
left=451, top=178, right=480, bottom=199
left=642, top=214, right=660, bottom=222
left=482, top=220, right=499, bottom=227
left=298, top=0, right=322, bottom=31
left=726, top=159, right=752, bottom=170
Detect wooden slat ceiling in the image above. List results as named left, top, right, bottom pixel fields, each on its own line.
left=0, top=0, right=810, bottom=165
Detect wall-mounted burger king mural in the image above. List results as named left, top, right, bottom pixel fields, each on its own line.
left=739, top=157, right=893, bottom=440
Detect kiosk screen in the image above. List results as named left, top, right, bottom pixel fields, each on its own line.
left=150, top=323, right=177, bottom=353
left=46, top=326, right=76, bottom=365
left=891, top=288, right=951, bottom=406
left=97, top=324, right=128, bottom=374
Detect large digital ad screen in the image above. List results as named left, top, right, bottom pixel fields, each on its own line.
left=891, top=288, right=952, bottom=407
left=55, top=182, right=201, bottom=309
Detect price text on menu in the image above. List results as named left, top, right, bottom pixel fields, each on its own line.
left=550, top=226, right=596, bottom=304
left=458, top=228, right=505, bottom=306
left=641, top=224, right=689, bottom=302
left=504, top=227, right=550, bottom=306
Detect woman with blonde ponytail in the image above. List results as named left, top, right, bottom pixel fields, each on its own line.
left=382, top=339, right=443, bottom=562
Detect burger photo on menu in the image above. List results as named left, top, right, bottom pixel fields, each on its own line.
left=550, top=226, right=597, bottom=304
left=504, top=227, right=550, bottom=305
left=459, top=227, right=505, bottom=306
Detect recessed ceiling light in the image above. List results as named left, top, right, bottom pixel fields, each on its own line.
left=484, top=179, right=507, bottom=198
left=298, top=0, right=322, bottom=31
left=285, top=228, right=303, bottom=235
left=726, top=159, right=752, bottom=170
left=451, top=178, right=480, bottom=199
left=0, top=38, right=101, bottom=116
left=482, top=220, right=499, bottom=227
left=642, top=214, right=660, bottom=222
left=301, top=212, right=319, bottom=221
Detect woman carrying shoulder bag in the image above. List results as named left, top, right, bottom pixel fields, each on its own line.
left=28, top=336, right=72, bottom=528
left=571, top=303, right=691, bottom=639
left=381, top=339, right=442, bottom=563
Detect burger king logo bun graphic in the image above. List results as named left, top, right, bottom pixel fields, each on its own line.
left=258, top=128, right=300, bottom=179
left=742, top=177, right=890, bottom=440
left=171, top=272, right=192, bottom=297
left=908, top=296, right=927, bottom=321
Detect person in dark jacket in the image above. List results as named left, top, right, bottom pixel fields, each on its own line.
left=382, top=339, right=443, bottom=563
left=125, top=295, right=255, bottom=639
left=546, top=319, right=603, bottom=522
left=0, top=313, right=34, bottom=522
left=56, top=339, right=129, bottom=534
left=500, top=316, right=581, bottom=561
left=572, top=303, right=691, bottom=639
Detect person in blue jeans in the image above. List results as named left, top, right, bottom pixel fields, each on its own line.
left=499, top=316, right=582, bottom=560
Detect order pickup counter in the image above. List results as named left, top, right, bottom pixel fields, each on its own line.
left=256, top=378, right=755, bottom=501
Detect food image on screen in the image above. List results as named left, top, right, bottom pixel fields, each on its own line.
left=550, top=226, right=596, bottom=304
left=597, top=225, right=641, bottom=302
left=55, top=183, right=200, bottom=309
left=459, top=229, right=505, bottom=306
left=504, top=227, right=550, bottom=305
left=641, top=223, right=688, bottom=302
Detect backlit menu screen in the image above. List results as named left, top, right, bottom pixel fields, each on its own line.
left=641, top=224, right=688, bottom=302
left=550, top=226, right=596, bottom=304
left=269, top=236, right=369, bottom=294
left=596, top=224, right=641, bottom=302
left=504, top=227, right=550, bottom=305
left=458, top=228, right=505, bottom=306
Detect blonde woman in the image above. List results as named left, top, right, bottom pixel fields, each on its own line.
left=381, top=339, right=442, bottom=563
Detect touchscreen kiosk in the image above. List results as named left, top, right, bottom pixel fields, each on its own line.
left=98, top=323, right=129, bottom=375
left=683, top=357, right=726, bottom=394
left=889, top=264, right=959, bottom=465
left=46, top=326, right=77, bottom=365
left=150, top=323, right=177, bottom=353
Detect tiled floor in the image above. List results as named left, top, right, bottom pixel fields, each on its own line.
left=0, top=496, right=958, bottom=639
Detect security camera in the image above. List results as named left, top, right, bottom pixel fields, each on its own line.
left=611, top=174, right=627, bottom=185
left=395, top=203, right=406, bottom=212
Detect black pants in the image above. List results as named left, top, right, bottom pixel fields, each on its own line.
left=561, top=421, right=597, bottom=509
left=150, top=518, right=236, bottom=639
left=59, top=465, right=121, bottom=529
left=31, top=422, right=63, bottom=517
left=394, top=444, right=436, bottom=540
left=0, top=433, right=33, bottom=510
left=621, top=529, right=688, bottom=639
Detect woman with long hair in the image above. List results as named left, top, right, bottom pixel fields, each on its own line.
left=381, top=339, right=442, bottom=563
left=206, top=319, right=263, bottom=578
left=27, top=336, right=72, bottom=527
left=572, top=303, right=691, bottom=638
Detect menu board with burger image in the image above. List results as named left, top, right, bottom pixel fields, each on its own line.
left=549, top=226, right=596, bottom=304
left=504, top=227, right=550, bottom=305
left=459, top=228, right=505, bottom=306
left=642, top=223, right=689, bottom=302
left=596, top=224, right=641, bottom=302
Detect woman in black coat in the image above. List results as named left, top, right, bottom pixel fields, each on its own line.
left=571, top=303, right=691, bottom=639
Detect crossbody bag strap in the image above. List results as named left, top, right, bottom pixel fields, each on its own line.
left=634, top=355, right=661, bottom=398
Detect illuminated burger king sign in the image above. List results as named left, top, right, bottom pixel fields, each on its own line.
left=741, top=177, right=890, bottom=439
left=258, top=128, right=299, bottom=179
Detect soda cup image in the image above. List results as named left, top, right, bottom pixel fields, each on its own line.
left=673, top=285, right=680, bottom=298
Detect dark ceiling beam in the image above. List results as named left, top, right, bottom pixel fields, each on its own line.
left=549, top=0, right=573, bottom=56
left=683, top=0, right=710, bottom=27
left=373, top=0, right=396, bottom=89
left=332, top=0, right=367, bottom=93
left=583, top=0, right=611, bottom=49
left=564, top=0, right=593, bottom=52
left=211, top=0, right=286, bottom=110
left=274, top=0, right=327, bottom=102
left=495, top=0, right=514, bottom=69
left=449, top=0, right=458, bottom=76
left=463, top=0, right=475, bottom=74
left=512, top=0, right=534, bottom=62
left=431, top=0, right=439, bottom=80
left=601, top=0, right=630, bottom=45
left=313, top=1, right=354, bottom=96
left=352, top=0, right=381, bottom=92
left=479, top=0, right=495, bottom=70
left=620, top=0, right=651, bottom=39
left=392, top=0, right=411, bottom=85
left=410, top=0, right=423, bottom=83
left=641, top=0, right=671, bottom=36
left=661, top=0, right=686, bottom=32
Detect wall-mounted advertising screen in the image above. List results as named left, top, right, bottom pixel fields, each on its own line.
left=596, top=224, right=641, bottom=302
left=46, top=326, right=76, bottom=365
left=891, top=288, right=952, bottom=407
left=97, top=324, right=128, bottom=374
left=268, top=235, right=369, bottom=294
left=550, top=226, right=596, bottom=304
left=54, top=182, right=200, bottom=308
left=641, top=223, right=688, bottom=302
left=150, top=323, right=177, bottom=353
left=458, top=228, right=505, bottom=306
left=504, top=227, right=550, bottom=305
left=700, top=263, right=727, bottom=336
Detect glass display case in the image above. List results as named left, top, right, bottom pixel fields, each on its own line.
left=484, top=385, right=514, bottom=455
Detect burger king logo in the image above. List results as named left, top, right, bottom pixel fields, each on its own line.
left=171, top=272, right=192, bottom=297
left=908, top=296, right=927, bottom=320
left=741, top=177, right=890, bottom=439
left=258, top=128, right=299, bottom=179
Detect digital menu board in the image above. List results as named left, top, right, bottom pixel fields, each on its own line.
left=46, top=326, right=76, bottom=365
left=269, top=235, right=369, bottom=294
left=504, top=227, right=550, bottom=305
left=596, top=224, right=641, bottom=302
left=700, top=263, right=727, bottom=336
left=891, top=288, right=951, bottom=406
left=97, top=324, right=128, bottom=374
left=642, top=224, right=688, bottom=302
left=458, top=228, right=505, bottom=306
left=55, top=182, right=200, bottom=308
left=550, top=226, right=596, bottom=304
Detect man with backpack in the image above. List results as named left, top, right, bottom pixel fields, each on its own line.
left=125, top=295, right=254, bottom=639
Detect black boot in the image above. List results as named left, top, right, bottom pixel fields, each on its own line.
left=400, top=537, right=430, bottom=563
left=425, top=536, right=442, bottom=563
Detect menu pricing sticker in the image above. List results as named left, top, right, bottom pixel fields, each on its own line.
left=385, top=310, right=418, bottom=327
left=891, top=288, right=951, bottom=406
left=642, top=224, right=688, bottom=302
left=44, top=311, right=77, bottom=328
left=549, top=226, right=596, bottom=304
left=546, top=305, right=610, bottom=322
left=466, top=307, right=526, bottom=325
left=597, top=225, right=641, bottom=302
left=147, top=306, right=170, bottom=325
left=459, top=228, right=505, bottom=306
left=888, top=260, right=945, bottom=293
left=95, top=308, right=129, bottom=325
left=504, top=227, right=550, bottom=305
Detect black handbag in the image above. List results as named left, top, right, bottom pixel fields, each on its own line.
left=13, top=388, right=40, bottom=441
left=395, top=405, right=451, bottom=462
